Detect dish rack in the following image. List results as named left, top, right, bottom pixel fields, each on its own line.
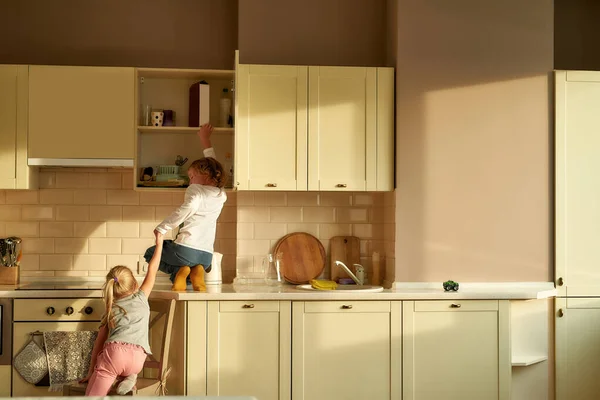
left=156, top=165, right=185, bottom=182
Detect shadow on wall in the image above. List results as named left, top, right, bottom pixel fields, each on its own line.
left=393, top=0, right=554, bottom=282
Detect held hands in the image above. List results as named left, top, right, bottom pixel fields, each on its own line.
left=154, top=229, right=164, bottom=245
left=198, top=123, right=213, bottom=149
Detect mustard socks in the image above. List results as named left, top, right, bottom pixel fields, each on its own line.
left=171, top=266, right=191, bottom=291
left=171, top=265, right=206, bottom=292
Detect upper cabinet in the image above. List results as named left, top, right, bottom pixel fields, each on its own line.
left=28, top=66, right=135, bottom=165
left=235, top=63, right=394, bottom=192
left=0, top=65, right=37, bottom=189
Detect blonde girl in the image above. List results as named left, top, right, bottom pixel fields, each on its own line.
left=82, top=230, right=164, bottom=396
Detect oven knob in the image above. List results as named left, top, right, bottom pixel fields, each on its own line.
left=46, top=307, right=55, bottom=316
left=84, top=307, right=94, bottom=315
left=65, top=306, right=74, bottom=315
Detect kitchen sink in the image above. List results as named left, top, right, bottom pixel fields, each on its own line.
left=295, top=284, right=384, bottom=293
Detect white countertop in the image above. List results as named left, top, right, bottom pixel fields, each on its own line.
left=0, top=281, right=556, bottom=301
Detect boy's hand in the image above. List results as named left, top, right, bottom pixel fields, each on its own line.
left=198, top=124, right=213, bottom=149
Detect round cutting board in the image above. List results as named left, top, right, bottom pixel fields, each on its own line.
left=273, top=232, right=326, bottom=284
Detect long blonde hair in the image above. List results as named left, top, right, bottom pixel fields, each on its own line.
left=101, top=265, right=138, bottom=329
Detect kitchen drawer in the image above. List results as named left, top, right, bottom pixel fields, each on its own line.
left=13, top=299, right=104, bottom=321
left=303, top=301, right=391, bottom=313
left=413, top=300, right=499, bottom=312
left=219, top=301, right=280, bottom=313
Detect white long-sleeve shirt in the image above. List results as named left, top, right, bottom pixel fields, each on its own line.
left=155, top=148, right=227, bottom=253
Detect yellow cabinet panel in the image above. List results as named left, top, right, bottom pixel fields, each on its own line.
left=0, top=365, right=10, bottom=397
left=292, top=301, right=401, bottom=400
left=236, top=64, right=308, bottom=190
left=0, top=65, right=37, bottom=189
left=207, top=301, right=291, bottom=400
left=28, top=65, right=134, bottom=160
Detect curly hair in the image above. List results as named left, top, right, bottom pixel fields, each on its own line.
left=189, top=157, right=226, bottom=188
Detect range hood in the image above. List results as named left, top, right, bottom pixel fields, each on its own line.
left=28, top=158, right=134, bottom=167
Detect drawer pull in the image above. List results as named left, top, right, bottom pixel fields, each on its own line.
left=242, top=304, right=255, bottom=309
left=46, top=307, right=55, bottom=316
left=65, top=306, right=74, bottom=315
left=266, top=183, right=277, bottom=188
left=450, top=303, right=461, bottom=308
left=341, top=305, right=353, bottom=309
left=557, top=308, right=564, bottom=318
left=336, top=183, right=347, bottom=188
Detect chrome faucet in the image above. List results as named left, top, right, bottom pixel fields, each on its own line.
left=334, top=261, right=364, bottom=285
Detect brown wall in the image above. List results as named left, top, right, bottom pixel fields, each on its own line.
left=394, top=0, right=554, bottom=282
left=238, top=0, right=388, bottom=66
left=0, top=0, right=237, bottom=69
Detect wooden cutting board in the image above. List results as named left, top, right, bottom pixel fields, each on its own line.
left=273, top=232, right=326, bottom=284
left=330, top=236, right=360, bottom=282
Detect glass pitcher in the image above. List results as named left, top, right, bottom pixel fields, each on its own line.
left=263, top=253, right=284, bottom=286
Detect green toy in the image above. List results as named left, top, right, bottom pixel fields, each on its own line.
left=443, top=280, right=459, bottom=292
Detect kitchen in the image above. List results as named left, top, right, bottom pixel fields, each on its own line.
left=0, top=0, right=597, bottom=399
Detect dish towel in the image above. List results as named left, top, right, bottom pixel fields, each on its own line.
left=309, top=279, right=338, bottom=290
left=43, top=330, right=98, bottom=392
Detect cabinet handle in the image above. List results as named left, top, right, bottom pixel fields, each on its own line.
left=266, top=183, right=277, bottom=188
left=557, top=308, right=564, bottom=318
left=341, top=305, right=353, bottom=309
left=242, top=304, right=255, bottom=309
left=46, top=307, right=55, bottom=316
left=336, top=183, right=347, bottom=188
left=450, top=303, right=461, bottom=308
left=557, top=277, right=564, bottom=286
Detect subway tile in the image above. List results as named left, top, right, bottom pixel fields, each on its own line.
left=236, top=223, right=254, bottom=239
left=107, top=255, right=140, bottom=271
left=140, top=192, right=173, bottom=206
left=73, top=254, right=106, bottom=270
left=286, top=192, right=319, bottom=206
left=21, top=206, right=55, bottom=223
left=40, top=189, right=74, bottom=205
left=139, top=222, right=158, bottom=238
left=265, top=192, right=287, bottom=206
left=224, top=191, right=236, bottom=206
left=89, top=206, right=122, bottom=222
left=336, top=208, right=369, bottom=223
left=254, top=223, right=287, bottom=240
left=121, top=238, right=154, bottom=255
left=286, top=223, right=319, bottom=237
left=216, top=222, right=237, bottom=239
left=0, top=205, right=21, bottom=221
left=353, top=224, right=384, bottom=240
left=235, top=255, right=254, bottom=274
left=237, top=206, right=268, bottom=223
left=319, top=192, right=352, bottom=207
left=237, top=239, right=271, bottom=256
left=6, top=190, right=38, bottom=204
left=55, top=238, right=89, bottom=254
left=384, top=191, right=396, bottom=207
left=384, top=241, right=395, bottom=258
left=269, top=207, right=302, bottom=222
left=384, top=206, right=395, bottom=223
left=40, top=222, right=74, bottom=237
left=55, top=271, right=90, bottom=277
left=0, top=191, right=5, bottom=204
left=5, top=222, right=39, bottom=237
left=368, top=208, right=385, bottom=224
left=55, top=172, right=89, bottom=188
left=20, top=254, right=40, bottom=270
left=56, top=206, right=89, bottom=221
left=216, top=239, right=236, bottom=255
left=38, top=172, right=56, bottom=189
left=21, top=271, right=55, bottom=277
left=107, top=190, right=139, bottom=205
left=123, top=206, right=155, bottom=221
left=74, top=222, right=106, bottom=238
left=89, top=172, right=122, bottom=189
left=107, top=222, right=139, bottom=238
left=0, top=222, right=5, bottom=237
left=154, top=206, right=176, bottom=221
left=89, top=238, right=122, bottom=254
left=236, top=192, right=254, bottom=206
left=39, top=254, right=72, bottom=270
left=74, top=190, right=108, bottom=205
left=303, top=207, right=335, bottom=223
left=22, top=238, right=54, bottom=254
left=319, top=224, right=352, bottom=239
left=218, top=206, right=237, bottom=223
left=121, top=171, right=134, bottom=189
left=384, top=223, right=395, bottom=241
left=88, top=270, right=110, bottom=277
left=353, top=193, right=376, bottom=206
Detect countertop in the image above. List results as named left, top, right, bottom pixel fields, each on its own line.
left=0, top=281, right=556, bottom=300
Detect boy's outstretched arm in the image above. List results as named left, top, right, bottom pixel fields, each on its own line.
left=140, top=230, right=164, bottom=296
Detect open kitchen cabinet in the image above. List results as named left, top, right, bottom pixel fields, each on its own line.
left=134, top=67, right=235, bottom=191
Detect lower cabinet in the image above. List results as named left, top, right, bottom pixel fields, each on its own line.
left=0, top=365, right=10, bottom=397
left=403, top=300, right=510, bottom=400
left=292, top=301, right=402, bottom=400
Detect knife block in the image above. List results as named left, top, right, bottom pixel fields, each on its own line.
left=0, top=266, right=19, bottom=285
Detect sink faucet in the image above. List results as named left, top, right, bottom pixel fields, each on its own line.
left=334, top=261, right=364, bottom=285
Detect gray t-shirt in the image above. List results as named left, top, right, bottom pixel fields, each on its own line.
left=106, top=290, right=151, bottom=354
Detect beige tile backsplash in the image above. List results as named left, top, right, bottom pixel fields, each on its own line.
left=0, top=168, right=396, bottom=285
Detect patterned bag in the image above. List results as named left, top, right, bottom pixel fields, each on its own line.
left=13, top=338, right=49, bottom=384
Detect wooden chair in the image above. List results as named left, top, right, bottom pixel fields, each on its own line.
left=63, top=298, right=176, bottom=396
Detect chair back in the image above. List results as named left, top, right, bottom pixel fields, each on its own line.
left=145, top=299, right=176, bottom=381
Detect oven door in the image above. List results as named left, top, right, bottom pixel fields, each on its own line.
left=0, top=298, right=12, bottom=365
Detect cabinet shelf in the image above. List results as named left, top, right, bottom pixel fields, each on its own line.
left=137, top=126, right=234, bottom=134
left=511, top=355, right=548, bottom=367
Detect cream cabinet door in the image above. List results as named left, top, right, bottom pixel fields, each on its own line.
left=0, top=65, right=36, bottom=189
left=555, top=71, right=600, bottom=296
left=308, top=66, right=378, bottom=191
left=28, top=65, right=135, bottom=160
left=186, top=301, right=207, bottom=396
left=403, top=301, right=510, bottom=400
left=292, top=301, right=401, bottom=400
left=0, top=365, right=10, bottom=397
left=207, top=301, right=291, bottom=400
left=555, top=297, right=600, bottom=400
left=236, top=64, right=308, bottom=190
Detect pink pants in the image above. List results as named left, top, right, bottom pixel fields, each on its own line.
left=85, top=342, right=147, bottom=396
